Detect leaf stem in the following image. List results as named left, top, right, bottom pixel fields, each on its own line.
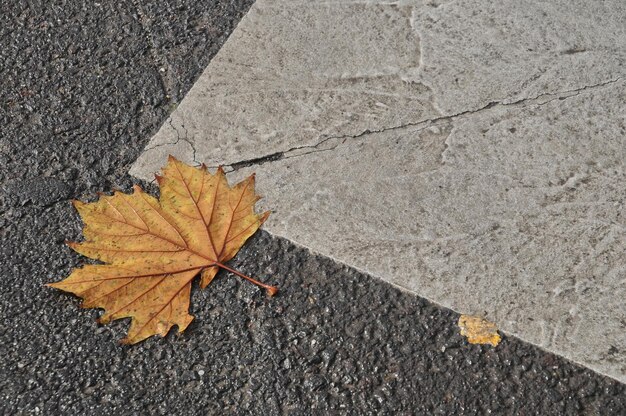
left=215, top=262, right=278, bottom=296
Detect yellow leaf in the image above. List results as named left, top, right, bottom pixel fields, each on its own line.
left=48, top=156, right=276, bottom=344
left=458, top=315, right=501, bottom=347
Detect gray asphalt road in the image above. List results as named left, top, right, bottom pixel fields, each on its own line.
left=1, top=1, right=625, bottom=414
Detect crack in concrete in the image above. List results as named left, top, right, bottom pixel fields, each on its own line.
left=226, top=151, right=286, bottom=171
left=174, top=117, right=198, bottom=165
left=218, top=135, right=347, bottom=172
left=143, top=117, right=198, bottom=165
left=144, top=117, right=182, bottom=151
left=503, top=77, right=622, bottom=107
left=220, top=77, right=621, bottom=171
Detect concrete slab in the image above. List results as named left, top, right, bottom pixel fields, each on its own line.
left=131, top=0, right=626, bottom=174
left=130, top=0, right=626, bottom=381
left=130, top=0, right=441, bottom=171
left=229, top=83, right=626, bottom=382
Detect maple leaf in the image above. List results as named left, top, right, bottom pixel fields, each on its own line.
left=48, top=156, right=277, bottom=344
left=458, top=315, right=501, bottom=347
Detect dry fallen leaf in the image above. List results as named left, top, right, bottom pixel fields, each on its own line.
left=48, top=156, right=276, bottom=344
left=458, top=315, right=501, bottom=347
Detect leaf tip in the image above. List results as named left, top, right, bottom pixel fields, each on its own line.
left=132, top=184, right=143, bottom=193
left=177, top=315, right=194, bottom=333
left=119, top=337, right=133, bottom=346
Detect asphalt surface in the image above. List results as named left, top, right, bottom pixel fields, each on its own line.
left=1, top=1, right=625, bottom=415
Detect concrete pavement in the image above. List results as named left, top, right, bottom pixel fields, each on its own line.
left=131, top=0, right=626, bottom=382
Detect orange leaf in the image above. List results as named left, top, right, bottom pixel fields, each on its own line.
left=458, top=315, right=501, bottom=347
left=48, top=156, right=276, bottom=344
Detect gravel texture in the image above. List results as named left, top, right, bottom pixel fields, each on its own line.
left=0, top=0, right=255, bottom=198
left=2, top=219, right=626, bottom=414
left=0, top=1, right=625, bottom=415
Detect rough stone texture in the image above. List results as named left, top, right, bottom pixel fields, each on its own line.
left=416, top=0, right=626, bottom=113
left=0, top=0, right=256, bottom=199
left=131, top=0, right=626, bottom=382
